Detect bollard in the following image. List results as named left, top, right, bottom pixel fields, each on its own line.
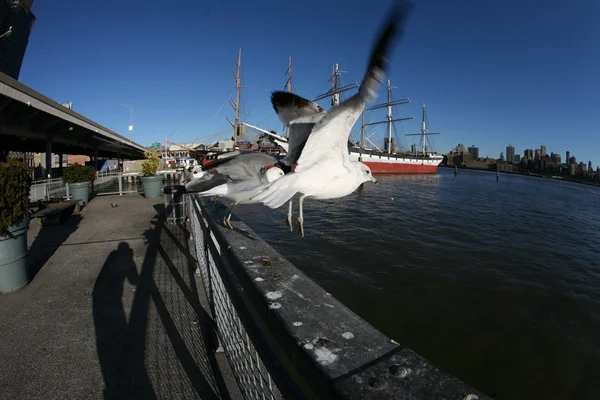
left=164, top=185, right=186, bottom=224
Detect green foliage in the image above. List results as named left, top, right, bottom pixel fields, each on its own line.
left=141, top=151, right=160, bottom=177
left=0, top=159, right=32, bottom=236
left=62, top=163, right=96, bottom=184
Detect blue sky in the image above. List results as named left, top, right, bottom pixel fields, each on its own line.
left=19, top=0, right=600, bottom=165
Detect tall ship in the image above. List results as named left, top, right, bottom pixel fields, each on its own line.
left=317, top=64, right=444, bottom=174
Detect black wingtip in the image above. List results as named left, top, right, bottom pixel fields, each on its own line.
left=367, top=0, right=414, bottom=74
left=271, top=91, right=315, bottom=111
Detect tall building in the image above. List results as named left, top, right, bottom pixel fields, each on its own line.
left=551, top=152, right=561, bottom=164
left=566, top=151, right=570, bottom=164
left=0, top=0, right=36, bottom=80
left=506, top=144, right=515, bottom=164
left=540, top=145, right=547, bottom=157
left=468, top=145, right=479, bottom=160
left=411, top=143, right=418, bottom=154
left=499, top=152, right=504, bottom=162
left=514, top=154, right=521, bottom=162
left=534, top=149, right=541, bottom=161
left=524, top=149, right=534, bottom=159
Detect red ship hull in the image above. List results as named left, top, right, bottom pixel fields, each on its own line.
left=364, top=161, right=439, bottom=174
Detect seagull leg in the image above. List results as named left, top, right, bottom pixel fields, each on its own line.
left=223, top=205, right=234, bottom=229
left=285, top=200, right=293, bottom=231
left=296, top=195, right=307, bottom=238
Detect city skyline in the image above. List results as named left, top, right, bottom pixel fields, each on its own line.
left=452, top=142, right=595, bottom=169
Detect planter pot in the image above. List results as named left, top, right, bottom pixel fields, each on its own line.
left=141, top=175, right=164, bottom=198
left=70, top=181, right=91, bottom=205
left=0, top=216, right=30, bottom=293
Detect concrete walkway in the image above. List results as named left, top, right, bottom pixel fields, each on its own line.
left=0, top=195, right=240, bottom=399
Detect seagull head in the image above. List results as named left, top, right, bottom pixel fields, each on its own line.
left=357, top=162, right=377, bottom=184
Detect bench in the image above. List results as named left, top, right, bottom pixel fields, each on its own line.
left=30, top=200, right=80, bottom=226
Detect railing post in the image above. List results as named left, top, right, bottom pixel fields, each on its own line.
left=66, top=183, right=70, bottom=200
left=118, top=173, right=123, bottom=196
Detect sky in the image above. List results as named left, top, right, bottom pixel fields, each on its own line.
left=18, top=0, right=600, bottom=165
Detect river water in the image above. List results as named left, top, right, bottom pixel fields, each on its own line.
left=233, top=168, right=600, bottom=399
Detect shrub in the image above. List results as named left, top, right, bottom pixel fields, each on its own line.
left=0, top=159, right=32, bottom=236
left=62, top=163, right=96, bottom=184
left=141, top=151, right=160, bottom=177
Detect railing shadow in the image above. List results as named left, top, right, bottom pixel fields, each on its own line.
left=27, top=214, right=83, bottom=281
left=92, top=203, right=231, bottom=400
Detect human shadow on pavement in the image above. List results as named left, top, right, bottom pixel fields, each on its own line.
left=93, top=204, right=230, bottom=400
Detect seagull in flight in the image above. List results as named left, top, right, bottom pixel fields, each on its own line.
left=249, top=2, right=413, bottom=237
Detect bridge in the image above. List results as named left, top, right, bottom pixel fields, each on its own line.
left=0, top=71, right=146, bottom=176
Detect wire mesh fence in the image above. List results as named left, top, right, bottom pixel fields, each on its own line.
left=187, top=195, right=282, bottom=400
left=29, top=178, right=68, bottom=202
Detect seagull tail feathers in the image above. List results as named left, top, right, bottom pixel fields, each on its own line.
left=249, top=177, right=297, bottom=209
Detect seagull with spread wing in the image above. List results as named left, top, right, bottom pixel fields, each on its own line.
left=249, top=2, right=413, bottom=237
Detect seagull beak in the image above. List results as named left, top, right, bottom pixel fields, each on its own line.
left=372, top=177, right=378, bottom=184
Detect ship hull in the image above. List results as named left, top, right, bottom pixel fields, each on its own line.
left=349, top=149, right=442, bottom=174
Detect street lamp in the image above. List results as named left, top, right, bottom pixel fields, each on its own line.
left=0, top=26, right=12, bottom=39
left=120, top=103, right=133, bottom=143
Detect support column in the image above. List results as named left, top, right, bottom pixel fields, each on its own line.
left=58, top=153, right=63, bottom=176
left=94, top=147, right=99, bottom=171
left=46, top=135, right=53, bottom=179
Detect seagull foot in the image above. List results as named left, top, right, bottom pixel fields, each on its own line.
left=295, top=218, right=304, bottom=238
left=285, top=214, right=293, bottom=231
left=223, top=215, right=233, bottom=230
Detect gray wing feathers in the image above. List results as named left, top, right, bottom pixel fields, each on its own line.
left=214, top=152, right=277, bottom=181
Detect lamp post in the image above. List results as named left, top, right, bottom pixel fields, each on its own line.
left=120, top=103, right=133, bottom=143
left=0, top=26, right=12, bottom=39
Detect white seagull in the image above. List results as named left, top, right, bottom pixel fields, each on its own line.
left=249, top=2, right=413, bottom=237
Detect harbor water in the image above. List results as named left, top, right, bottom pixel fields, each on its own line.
left=234, top=167, right=600, bottom=399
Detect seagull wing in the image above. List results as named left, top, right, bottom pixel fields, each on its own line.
left=205, top=152, right=278, bottom=182
left=271, top=91, right=326, bottom=126
left=294, top=1, right=413, bottom=173
left=271, top=91, right=327, bottom=166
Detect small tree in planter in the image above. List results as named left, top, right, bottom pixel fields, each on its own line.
left=62, top=163, right=96, bottom=205
left=0, top=159, right=33, bottom=292
left=140, top=151, right=163, bottom=198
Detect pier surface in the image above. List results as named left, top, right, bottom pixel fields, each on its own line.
left=0, top=195, right=240, bottom=400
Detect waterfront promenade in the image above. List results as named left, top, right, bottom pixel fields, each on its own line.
left=0, top=195, right=241, bottom=399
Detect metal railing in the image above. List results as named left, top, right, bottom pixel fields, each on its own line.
left=29, top=178, right=68, bottom=202
left=184, top=194, right=490, bottom=400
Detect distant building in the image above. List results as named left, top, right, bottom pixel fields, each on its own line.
left=384, top=137, right=396, bottom=153
left=534, top=149, right=540, bottom=161
left=513, top=154, right=521, bottom=163
left=499, top=152, right=505, bottom=162
left=411, top=143, right=418, bottom=154
left=524, top=149, right=534, bottom=160
left=588, top=160, right=593, bottom=173
left=0, top=0, right=36, bottom=80
left=569, top=156, right=576, bottom=165
left=506, top=145, right=515, bottom=164
left=468, top=145, right=479, bottom=160
left=551, top=152, right=561, bottom=164
left=566, top=151, right=570, bottom=164
left=540, top=145, right=547, bottom=157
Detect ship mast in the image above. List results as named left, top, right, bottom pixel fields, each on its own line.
left=285, top=56, right=293, bottom=137
left=227, top=48, right=243, bottom=146
left=363, top=81, right=412, bottom=153
left=406, top=103, right=441, bottom=156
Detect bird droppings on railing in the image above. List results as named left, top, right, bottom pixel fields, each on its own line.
left=268, top=302, right=281, bottom=310
left=342, top=332, right=354, bottom=340
left=292, top=322, right=303, bottom=326
left=265, top=291, right=282, bottom=300
left=389, top=365, right=411, bottom=378
left=254, top=277, right=264, bottom=282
